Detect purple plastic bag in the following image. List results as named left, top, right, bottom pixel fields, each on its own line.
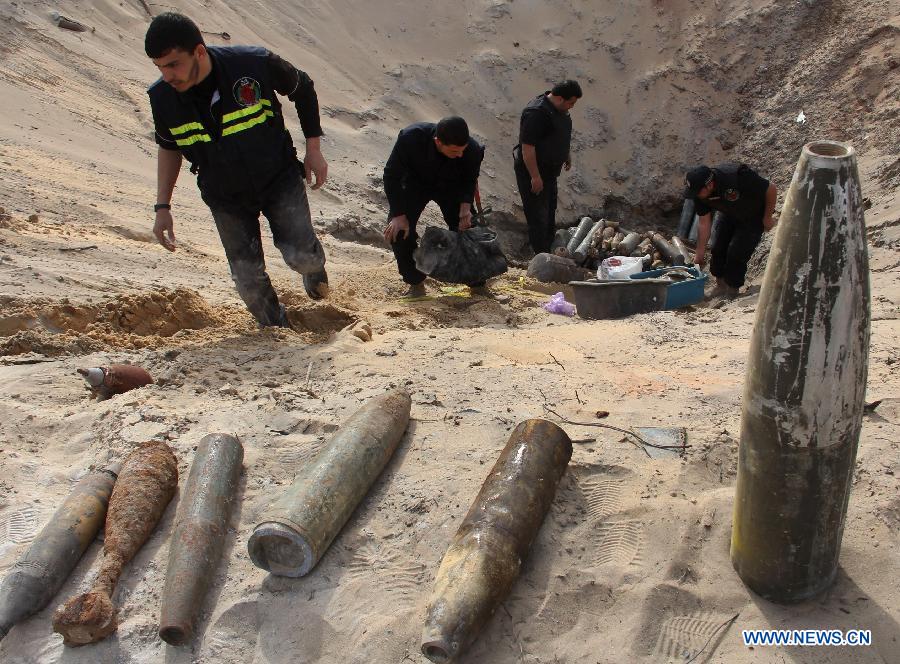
left=542, top=292, right=576, bottom=316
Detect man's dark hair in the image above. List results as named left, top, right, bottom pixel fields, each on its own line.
left=435, top=116, right=470, bottom=146
left=551, top=80, right=583, bottom=99
left=145, top=12, right=204, bottom=58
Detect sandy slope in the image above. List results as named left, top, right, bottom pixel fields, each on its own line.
left=0, top=1, right=898, bottom=663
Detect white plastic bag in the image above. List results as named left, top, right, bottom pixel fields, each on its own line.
left=598, top=255, right=646, bottom=280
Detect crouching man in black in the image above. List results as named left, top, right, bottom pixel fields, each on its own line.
left=382, top=117, right=485, bottom=297
left=683, top=163, right=777, bottom=298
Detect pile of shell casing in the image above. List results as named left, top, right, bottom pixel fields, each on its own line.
left=550, top=216, right=693, bottom=271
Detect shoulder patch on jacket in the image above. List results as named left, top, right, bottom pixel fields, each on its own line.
left=233, top=77, right=261, bottom=107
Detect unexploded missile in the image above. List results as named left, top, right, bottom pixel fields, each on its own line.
left=421, top=419, right=572, bottom=663
left=676, top=198, right=695, bottom=238
left=159, top=434, right=243, bottom=645
left=731, top=141, right=870, bottom=603
left=0, top=462, right=120, bottom=642
left=77, top=364, right=153, bottom=400
left=248, top=389, right=411, bottom=577
left=53, top=441, right=178, bottom=645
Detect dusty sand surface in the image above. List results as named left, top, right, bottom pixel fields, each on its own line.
left=1, top=1, right=898, bottom=663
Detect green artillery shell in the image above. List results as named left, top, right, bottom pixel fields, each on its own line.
left=159, top=434, right=243, bottom=645
left=565, top=217, right=594, bottom=255
left=248, top=389, right=411, bottom=577
left=53, top=441, right=178, bottom=645
left=0, top=463, right=120, bottom=642
left=731, top=141, right=870, bottom=603
left=421, top=419, right=572, bottom=663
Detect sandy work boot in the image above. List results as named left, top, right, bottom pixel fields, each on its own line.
left=405, top=282, right=427, bottom=298
left=303, top=269, right=329, bottom=300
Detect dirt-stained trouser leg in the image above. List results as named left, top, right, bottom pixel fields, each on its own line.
left=263, top=163, right=328, bottom=300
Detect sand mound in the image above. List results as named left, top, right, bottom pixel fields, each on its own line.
left=0, top=288, right=240, bottom=356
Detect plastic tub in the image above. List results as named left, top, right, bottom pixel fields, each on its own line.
left=631, top=267, right=707, bottom=309
left=569, top=278, right=668, bottom=319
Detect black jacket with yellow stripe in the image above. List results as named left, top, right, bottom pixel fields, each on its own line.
left=148, top=46, right=299, bottom=201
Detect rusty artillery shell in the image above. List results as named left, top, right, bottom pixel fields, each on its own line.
left=732, top=141, right=870, bottom=602
left=0, top=463, right=120, bottom=642
left=421, top=419, right=572, bottom=663
left=650, top=233, right=683, bottom=265
left=53, top=441, right=177, bottom=646
left=78, top=364, right=153, bottom=399
left=248, top=389, right=411, bottom=577
left=159, top=434, right=243, bottom=645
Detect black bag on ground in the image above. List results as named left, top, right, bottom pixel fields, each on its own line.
left=414, top=227, right=508, bottom=285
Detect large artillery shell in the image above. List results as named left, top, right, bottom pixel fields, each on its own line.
left=650, top=233, right=683, bottom=265
left=78, top=364, right=153, bottom=399
left=732, top=141, right=870, bottom=602
left=565, top=217, right=594, bottom=255
left=549, top=228, right=571, bottom=254
left=248, top=389, right=411, bottom=577
left=53, top=441, right=178, bottom=645
left=421, top=419, right=572, bottom=663
left=676, top=198, right=695, bottom=238
left=618, top=232, right=641, bottom=256
left=572, top=221, right=603, bottom=264
left=160, top=434, right=243, bottom=645
left=671, top=237, right=693, bottom=264
left=0, top=463, right=120, bottom=642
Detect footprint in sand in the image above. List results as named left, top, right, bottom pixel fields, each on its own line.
left=0, top=503, right=40, bottom=547
left=275, top=437, right=327, bottom=467
left=203, top=600, right=261, bottom=658
left=346, top=542, right=426, bottom=606
left=654, top=612, right=736, bottom=661
left=587, top=519, right=645, bottom=569
left=579, top=476, right=626, bottom=521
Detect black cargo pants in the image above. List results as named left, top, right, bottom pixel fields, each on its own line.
left=514, top=158, right=558, bottom=255
left=390, top=190, right=461, bottom=285
left=709, top=215, right=764, bottom=289
left=202, top=163, right=325, bottom=326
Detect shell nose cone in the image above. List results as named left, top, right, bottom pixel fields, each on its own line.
left=77, top=367, right=106, bottom=388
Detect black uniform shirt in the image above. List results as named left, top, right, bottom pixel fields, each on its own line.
left=695, top=163, right=770, bottom=224
left=383, top=122, right=484, bottom=218
left=155, top=50, right=322, bottom=150
left=515, top=92, right=572, bottom=178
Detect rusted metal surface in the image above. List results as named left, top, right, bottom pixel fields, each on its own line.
left=77, top=364, right=154, bottom=399
left=248, top=389, right=411, bottom=577
left=52, top=441, right=177, bottom=645
left=732, top=141, right=870, bottom=602
left=159, top=434, right=243, bottom=645
left=0, top=462, right=120, bottom=642
left=650, top=232, right=683, bottom=265
left=421, top=419, right=572, bottom=663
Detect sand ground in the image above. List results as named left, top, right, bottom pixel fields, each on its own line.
left=1, top=1, right=898, bottom=663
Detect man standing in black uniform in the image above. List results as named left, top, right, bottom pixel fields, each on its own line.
left=382, top=117, right=485, bottom=297
left=683, top=163, right=777, bottom=297
left=514, top=80, right=582, bottom=255
left=145, top=13, right=329, bottom=328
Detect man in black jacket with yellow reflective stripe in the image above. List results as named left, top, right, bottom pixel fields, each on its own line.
left=145, top=12, right=328, bottom=328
